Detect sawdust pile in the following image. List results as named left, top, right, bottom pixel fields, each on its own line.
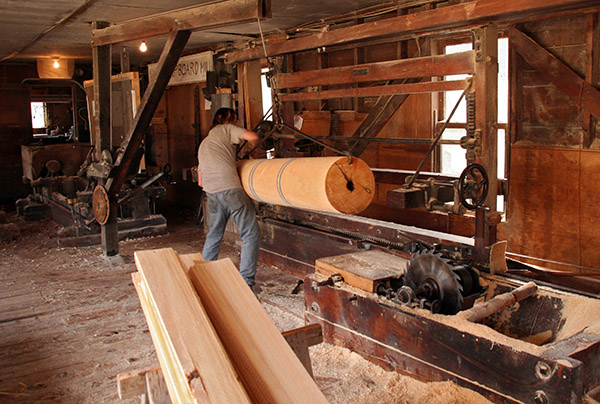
left=311, top=344, right=492, bottom=404
left=558, top=293, right=600, bottom=340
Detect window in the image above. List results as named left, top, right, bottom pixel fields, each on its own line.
left=261, top=68, right=273, bottom=121
left=31, top=102, right=47, bottom=129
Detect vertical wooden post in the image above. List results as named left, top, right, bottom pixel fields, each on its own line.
left=243, top=59, right=264, bottom=130
left=120, top=47, right=130, bottom=74
left=584, top=13, right=599, bottom=147
left=92, top=21, right=119, bottom=256
left=70, top=83, right=79, bottom=142
left=92, top=21, right=112, bottom=160
left=473, top=24, right=498, bottom=211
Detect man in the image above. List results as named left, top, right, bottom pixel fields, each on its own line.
left=197, top=108, right=260, bottom=289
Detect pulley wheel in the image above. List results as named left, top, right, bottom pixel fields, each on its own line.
left=92, top=185, right=110, bottom=225
left=458, top=163, right=489, bottom=210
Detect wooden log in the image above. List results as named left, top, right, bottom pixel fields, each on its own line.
left=189, top=258, right=329, bottom=404
left=461, top=281, right=538, bottom=323
left=237, top=156, right=374, bottom=215
left=134, top=248, right=251, bottom=404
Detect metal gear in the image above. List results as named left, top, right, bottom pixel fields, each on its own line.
left=404, top=251, right=464, bottom=314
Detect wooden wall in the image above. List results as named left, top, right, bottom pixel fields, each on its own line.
left=263, top=9, right=599, bottom=272
left=149, top=83, right=209, bottom=209
left=503, top=14, right=599, bottom=271
left=0, top=63, right=37, bottom=206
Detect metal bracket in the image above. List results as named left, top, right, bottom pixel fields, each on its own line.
left=460, top=129, right=482, bottom=162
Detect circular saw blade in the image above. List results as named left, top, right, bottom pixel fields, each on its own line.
left=406, top=251, right=463, bottom=314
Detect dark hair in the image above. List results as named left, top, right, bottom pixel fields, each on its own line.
left=212, top=108, right=237, bottom=127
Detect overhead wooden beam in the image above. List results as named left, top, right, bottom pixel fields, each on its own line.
left=226, top=0, right=592, bottom=63
left=91, top=0, right=271, bottom=47
left=276, top=51, right=474, bottom=89
left=107, top=30, right=190, bottom=197
left=280, top=79, right=467, bottom=102
left=507, top=25, right=600, bottom=124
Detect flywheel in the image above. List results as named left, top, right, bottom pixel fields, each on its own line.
left=92, top=185, right=110, bottom=225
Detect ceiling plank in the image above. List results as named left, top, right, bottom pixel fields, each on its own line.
left=91, top=0, right=271, bottom=47
left=226, top=0, right=594, bottom=63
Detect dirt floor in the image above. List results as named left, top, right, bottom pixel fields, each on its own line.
left=0, top=206, right=498, bottom=404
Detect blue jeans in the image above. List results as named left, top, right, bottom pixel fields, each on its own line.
left=202, top=188, right=260, bottom=287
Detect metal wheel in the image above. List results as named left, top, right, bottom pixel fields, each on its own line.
left=92, top=185, right=110, bottom=225
left=458, top=163, right=489, bottom=210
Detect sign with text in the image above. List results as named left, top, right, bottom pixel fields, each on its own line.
left=148, top=51, right=213, bottom=86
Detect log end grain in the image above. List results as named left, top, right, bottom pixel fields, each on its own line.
left=325, top=157, right=375, bottom=214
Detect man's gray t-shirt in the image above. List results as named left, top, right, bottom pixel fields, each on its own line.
left=197, top=123, right=247, bottom=194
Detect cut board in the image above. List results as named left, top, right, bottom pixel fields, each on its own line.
left=134, top=248, right=251, bottom=404
left=188, top=258, right=329, bottom=404
left=315, top=250, right=409, bottom=292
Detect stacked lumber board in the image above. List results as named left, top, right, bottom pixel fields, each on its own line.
left=134, top=247, right=329, bottom=404
left=133, top=248, right=250, bottom=404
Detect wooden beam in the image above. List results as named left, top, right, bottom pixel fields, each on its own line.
left=280, top=79, right=468, bottom=102
left=584, top=13, right=599, bottom=146
left=91, top=0, right=270, bottom=47
left=474, top=25, right=498, bottom=211
left=226, top=0, right=592, bottom=63
left=276, top=51, right=474, bottom=89
left=507, top=25, right=600, bottom=123
left=189, top=258, right=329, bottom=404
left=117, top=366, right=161, bottom=399
left=134, top=248, right=251, bottom=404
left=91, top=21, right=111, bottom=160
left=107, top=30, right=190, bottom=197
left=346, top=41, right=432, bottom=157
left=347, top=79, right=418, bottom=157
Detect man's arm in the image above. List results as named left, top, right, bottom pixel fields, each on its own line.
left=197, top=169, right=202, bottom=187
left=242, top=130, right=259, bottom=146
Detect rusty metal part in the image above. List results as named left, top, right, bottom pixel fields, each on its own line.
left=92, top=185, right=110, bottom=225
left=404, top=251, right=463, bottom=314
left=458, top=163, right=489, bottom=209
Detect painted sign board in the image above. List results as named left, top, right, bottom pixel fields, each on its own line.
left=148, top=51, right=213, bottom=86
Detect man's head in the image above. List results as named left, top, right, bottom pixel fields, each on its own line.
left=212, top=108, right=237, bottom=127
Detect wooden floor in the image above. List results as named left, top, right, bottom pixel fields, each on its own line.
left=0, top=209, right=306, bottom=403
left=0, top=207, right=494, bottom=404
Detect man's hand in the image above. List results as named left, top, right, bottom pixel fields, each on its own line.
left=197, top=170, right=203, bottom=187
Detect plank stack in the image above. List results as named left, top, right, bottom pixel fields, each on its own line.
left=133, top=247, right=329, bottom=404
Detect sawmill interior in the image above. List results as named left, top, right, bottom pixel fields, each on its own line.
left=1, top=0, right=600, bottom=403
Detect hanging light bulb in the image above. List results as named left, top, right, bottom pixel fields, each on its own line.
left=52, top=58, right=60, bottom=68
left=139, top=41, right=148, bottom=52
